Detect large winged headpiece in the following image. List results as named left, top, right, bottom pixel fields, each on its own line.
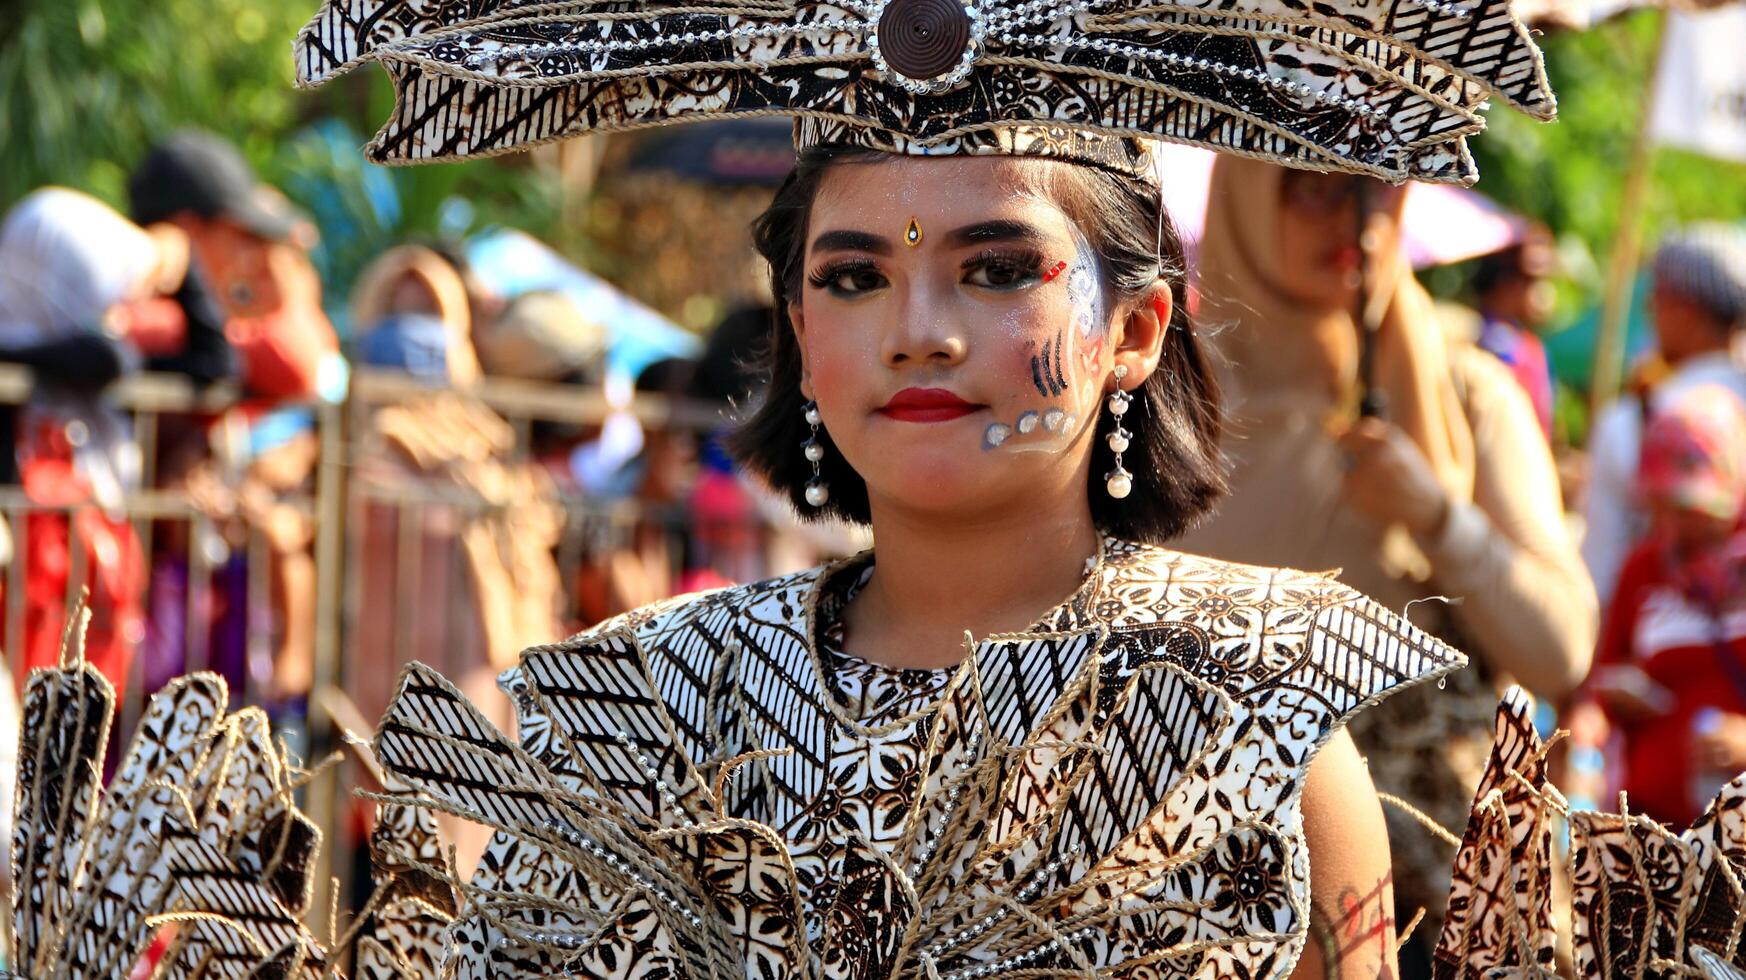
left=295, top=0, right=1554, bottom=183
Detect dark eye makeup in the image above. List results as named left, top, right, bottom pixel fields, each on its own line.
left=803, top=247, right=1052, bottom=298
left=806, top=259, right=887, bottom=296
left=961, top=247, right=1048, bottom=290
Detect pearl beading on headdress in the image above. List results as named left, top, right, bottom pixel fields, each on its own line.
left=461, top=20, right=866, bottom=69
left=1414, top=0, right=1476, bottom=19
left=457, top=17, right=1386, bottom=124
left=1043, top=35, right=1390, bottom=120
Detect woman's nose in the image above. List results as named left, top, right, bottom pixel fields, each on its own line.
left=880, top=284, right=967, bottom=367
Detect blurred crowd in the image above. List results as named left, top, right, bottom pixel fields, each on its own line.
left=2, top=127, right=1746, bottom=978
left=0, top=129, right=848, bottom=767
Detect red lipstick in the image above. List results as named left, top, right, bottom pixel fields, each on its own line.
left=877, top=388, right=981, bottom=423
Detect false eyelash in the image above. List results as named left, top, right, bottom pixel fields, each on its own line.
left=806, top=258, right=880, bottom=290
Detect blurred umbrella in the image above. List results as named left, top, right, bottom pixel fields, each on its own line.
left=626, top=119, right=796, bottom=187
left=1155, top=143, right=1529, bottom=269
left=1399, top=182, right=1530, bottom=268
left=1545, top=272, right=1655, bottom=392
left=464, top=229, right=699, bottom=380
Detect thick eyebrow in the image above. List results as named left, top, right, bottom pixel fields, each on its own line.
left=809, top=230, right=891, bottom=255
left=944, top=219, right=1050, bottom=248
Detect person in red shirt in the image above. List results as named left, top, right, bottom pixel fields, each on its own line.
left=1588, top=384, right=1746, bottom=826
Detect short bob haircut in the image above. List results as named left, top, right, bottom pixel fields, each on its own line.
left=727, top=144, right=1225, bottom=545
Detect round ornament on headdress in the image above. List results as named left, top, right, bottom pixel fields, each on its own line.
left=876, top=0, right=972, bottom=82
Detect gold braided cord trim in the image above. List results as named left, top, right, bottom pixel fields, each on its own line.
left=713, top=745, right=795, bottom=804
left=1396, top=905, right=1427, bottom=952
left=1376, top=790, right=1463, bottom=848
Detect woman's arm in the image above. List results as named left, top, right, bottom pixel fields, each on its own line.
left=1293, top=728, right=1400, bottom=980
left=1421, top=350, right=1597, bottom=699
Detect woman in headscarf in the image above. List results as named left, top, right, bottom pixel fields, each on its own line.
left=0, top=188, right=172, bottom=694
left=347, top=244, right=564, bottom=873
left=351, top=243, right=483, bottom=384
left=1178, top=158, right=1596, bottom=967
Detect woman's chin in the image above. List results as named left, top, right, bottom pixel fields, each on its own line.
left=861, top=462, right=1044, bottom=520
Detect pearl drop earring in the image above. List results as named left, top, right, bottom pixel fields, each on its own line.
left=1105, top=365, right=1133, bottom=500
left=801, top=401, right=830, bottom=508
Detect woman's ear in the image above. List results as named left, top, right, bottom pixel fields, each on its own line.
left=1111, top=281, right=1169, bottom=389
left=788, top=300, right=816, bottom=401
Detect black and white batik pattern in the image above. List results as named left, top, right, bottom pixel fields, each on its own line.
left=1420, top=686, right=1746, bottom=980
left=366, top=537, right=1465, bottom=978
left=1431, top=686, right=1559, bottom=980
left=293, top=0, right=1554, bottom=183
left=7, top=663, right=326, bottom=978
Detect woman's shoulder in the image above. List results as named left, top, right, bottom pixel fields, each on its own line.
left=1449, top=341, right=1540, bottom=424
left=1104, top=537, right=1380, bottom=613
left=1102, top=539, right=1468, bottom=715
left=538, top=564, right=834, bottom=653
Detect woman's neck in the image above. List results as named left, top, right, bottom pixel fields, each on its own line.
left=843, top=502, right=1102, bottom=670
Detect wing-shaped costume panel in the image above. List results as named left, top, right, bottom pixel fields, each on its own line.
left=368, top=538, right=1464, bottom=978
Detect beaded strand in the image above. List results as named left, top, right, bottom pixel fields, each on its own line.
left=919, top=843, right=1085, bottom=961
left=616, top=729, right=695, bottom=827
left=536, top=818, right=706, bottom=930
left=907, top=722, right=984, bottom=880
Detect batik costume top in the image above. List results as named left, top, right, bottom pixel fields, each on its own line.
left=369, top=536, right=1464, bottom=978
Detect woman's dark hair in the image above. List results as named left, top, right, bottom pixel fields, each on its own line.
left=726, top=145, right=1225, bottom=545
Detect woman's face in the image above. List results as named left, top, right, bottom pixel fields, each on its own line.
left=791, top=156, right=1157, bottom=522
left=1272, top=171, right=1403, bottom=310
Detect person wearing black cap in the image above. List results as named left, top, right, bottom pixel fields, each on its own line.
left=130, top=130, right=315, bottom=248
left=129, top=129, right=336, bottom=401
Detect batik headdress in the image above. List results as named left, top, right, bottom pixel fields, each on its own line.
left=295, top=0, right=1554, bottom=184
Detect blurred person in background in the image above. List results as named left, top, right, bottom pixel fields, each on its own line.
left=128, top=134, right=337, bottom=707
left=1178, top=158, right=1595, bottom=971
left=351, top=243, right=481, bottom=384
left=471, top=286, right=609, bottom=469
left=428, top=241, right=512, bottom=355
left=1473, top=226, right=1559, bottom=440
left=0, top=187, right=188, bottom=695
left=571, top=356, right=701, bottom=624
left=1585, top=225, right=1746, bottom=607
left=347, top=244, right=564, bottom=871
left=1576, top=385, right=1746, bottom=828
left=130, top=129, right=339, bottom=404
left=136, top=407, right=319, bottom=716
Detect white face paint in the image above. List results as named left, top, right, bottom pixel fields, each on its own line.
left=983, top=224, right=1109, bottom=455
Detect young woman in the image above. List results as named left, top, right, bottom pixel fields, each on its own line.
left=343, top=137, right=1474, bottom=978
left=288, top=0, right=1549, bottom=975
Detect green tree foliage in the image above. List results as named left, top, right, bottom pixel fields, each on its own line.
left=0, top=0, right=310, bottom=208
left=0, top=0, right=567, bottom=312
left=1472, top=10, right=1746, bottom=271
